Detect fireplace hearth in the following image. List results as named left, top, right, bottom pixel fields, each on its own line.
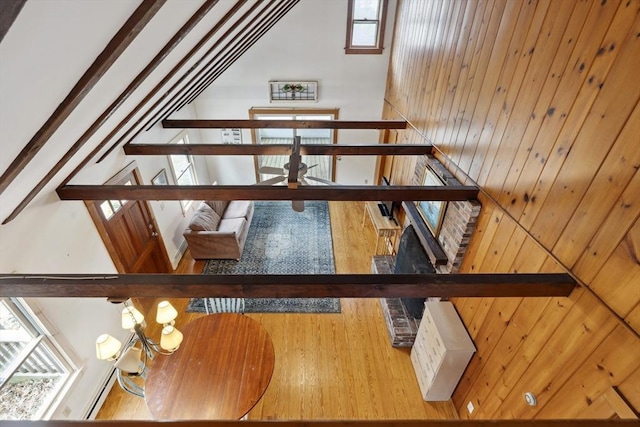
left=394, top=225, right=435, bottom=319
left=376, top=154, right=481, bottom=347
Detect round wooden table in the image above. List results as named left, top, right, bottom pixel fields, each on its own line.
left=145, top=313, right=275, bottom=420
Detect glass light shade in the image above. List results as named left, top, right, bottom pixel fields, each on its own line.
left=160, top=325, right=183, bottom=351
left=114, top=346, right=143, bottom=374
left=156, top=300, right=178, bottom=325
left=121, top=305, right=144, bottom=330
left=96, top=334, right=122, bottom=360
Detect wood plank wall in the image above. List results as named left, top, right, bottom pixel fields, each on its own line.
left=383, top=0, right=640, bottom=419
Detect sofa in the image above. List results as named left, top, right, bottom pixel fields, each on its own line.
left=183, top=199, right=254, bottom=260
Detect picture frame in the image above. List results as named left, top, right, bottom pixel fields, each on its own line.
left=151, top=169, right=168, bottom=186
left=416, top=166, right=447, bottom=235
left=268, top=81, right=318, bottom=102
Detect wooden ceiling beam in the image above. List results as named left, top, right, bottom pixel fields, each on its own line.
left=123, top=143, right=434, bottom=156
left=169, top=0, right=298, bottom=116
left=55, top=185, right=479, bottom=202
left=93, top=0, right=250, bottom=164
left=1, top=0, right=218, bottom=225
left=0, top=0, right=166, bottom=195
left=162, top=119, right=408, bottom=129
left=143, top=0, right=288, bottom=129
left=0, top=273, right=576, bottom=299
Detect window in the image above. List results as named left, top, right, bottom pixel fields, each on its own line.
left=99, top=180, right=132, bottom=220
left=345, top=0, right=388, bottom=54
left=0, top=298, right=77, bottom=420
left=167, top=132, right=197, bottom=213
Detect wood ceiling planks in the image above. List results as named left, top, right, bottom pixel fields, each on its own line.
left=385, top=0, right=640, bottom=419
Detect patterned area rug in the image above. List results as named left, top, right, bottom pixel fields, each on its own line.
left=187, top=201, right=339, bottom=314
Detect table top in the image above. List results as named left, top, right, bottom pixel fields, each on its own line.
left=145, top=313, right=275, bottom=420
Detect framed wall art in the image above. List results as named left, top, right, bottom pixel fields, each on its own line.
left=151, top=169, right=168, bottom=186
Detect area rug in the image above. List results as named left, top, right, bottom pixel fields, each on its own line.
left=187, top=201, right=339, bottom=314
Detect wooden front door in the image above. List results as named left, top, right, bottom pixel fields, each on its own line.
left=85, top=162, right=172, bottom=274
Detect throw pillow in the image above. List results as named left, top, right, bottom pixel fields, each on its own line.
left=206, top=200, right=229, bottom=215
left=188, top=203, right=221, bottom=231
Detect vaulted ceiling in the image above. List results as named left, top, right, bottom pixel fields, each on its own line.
left=1, top=0, right=300, bottom=223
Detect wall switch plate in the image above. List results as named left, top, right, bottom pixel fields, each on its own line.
left=467, top=401, right=475, bottom=414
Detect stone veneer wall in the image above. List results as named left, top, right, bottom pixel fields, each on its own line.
left=378, top=154, right=481, bottom=347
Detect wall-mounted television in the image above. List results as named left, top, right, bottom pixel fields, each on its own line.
left=378, top=176, right=396, bottom=222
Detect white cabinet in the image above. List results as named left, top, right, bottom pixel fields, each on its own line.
left=410, top=301, right=475, bottom=401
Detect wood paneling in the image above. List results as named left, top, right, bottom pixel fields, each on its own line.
left=384, top=0, right=640, bottom=419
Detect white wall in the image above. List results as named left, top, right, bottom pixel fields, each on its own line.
left=193, top=0, right=396, bottom=185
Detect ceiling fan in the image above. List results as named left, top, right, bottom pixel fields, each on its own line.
left=256, top=136, right=336, bottom=212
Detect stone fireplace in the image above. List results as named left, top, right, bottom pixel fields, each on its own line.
left=376, top=154, right=481, bottom=347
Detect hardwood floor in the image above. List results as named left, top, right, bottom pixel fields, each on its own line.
left=95, top=201, right=458, bottom=421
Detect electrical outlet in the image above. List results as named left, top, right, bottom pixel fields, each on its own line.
left=364, top=179, right=368, bottom=184
left=467, top=401, right=475, bottom=414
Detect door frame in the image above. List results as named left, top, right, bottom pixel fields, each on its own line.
left=84, top=161, right=173, bottom=273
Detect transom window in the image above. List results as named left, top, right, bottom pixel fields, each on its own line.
left=345, top=0, right=388, bottom=54
left=99, top=180, right=132, bottom=220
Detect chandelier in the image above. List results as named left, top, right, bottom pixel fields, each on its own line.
left=95, top=299, right=183, bottom=396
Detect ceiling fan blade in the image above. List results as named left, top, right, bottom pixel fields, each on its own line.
left=292, top=200, right=305, bottom=212
left=306, top=164, right=318, bottom=170
left=256, top=175, right=286, bottom=185
left=258, top=166, right=285, bottom=175
left=298, top=177, right=309, bottom=186
left=305, top=176, right=338, bottom=185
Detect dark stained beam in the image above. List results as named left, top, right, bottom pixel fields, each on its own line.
left=0, top=273, right=577, bottom=299
left=55, top=185, right=480, bottom=202
left=0, top=0, right=27, bottom=43
left=2, top=0, right=218, bottom=225
left=162, top=119, right=408, bottom=129
left=166, top=0, right=297, bottom=118
left=123, top=143, right=434, bottom=156
left=177, top=0, right=299, bottom=109
left=0, top=0, right=166, bottom=195
left=93, top=0, right=249, bottom=164
left=0, top=419, right=626, bottom=427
